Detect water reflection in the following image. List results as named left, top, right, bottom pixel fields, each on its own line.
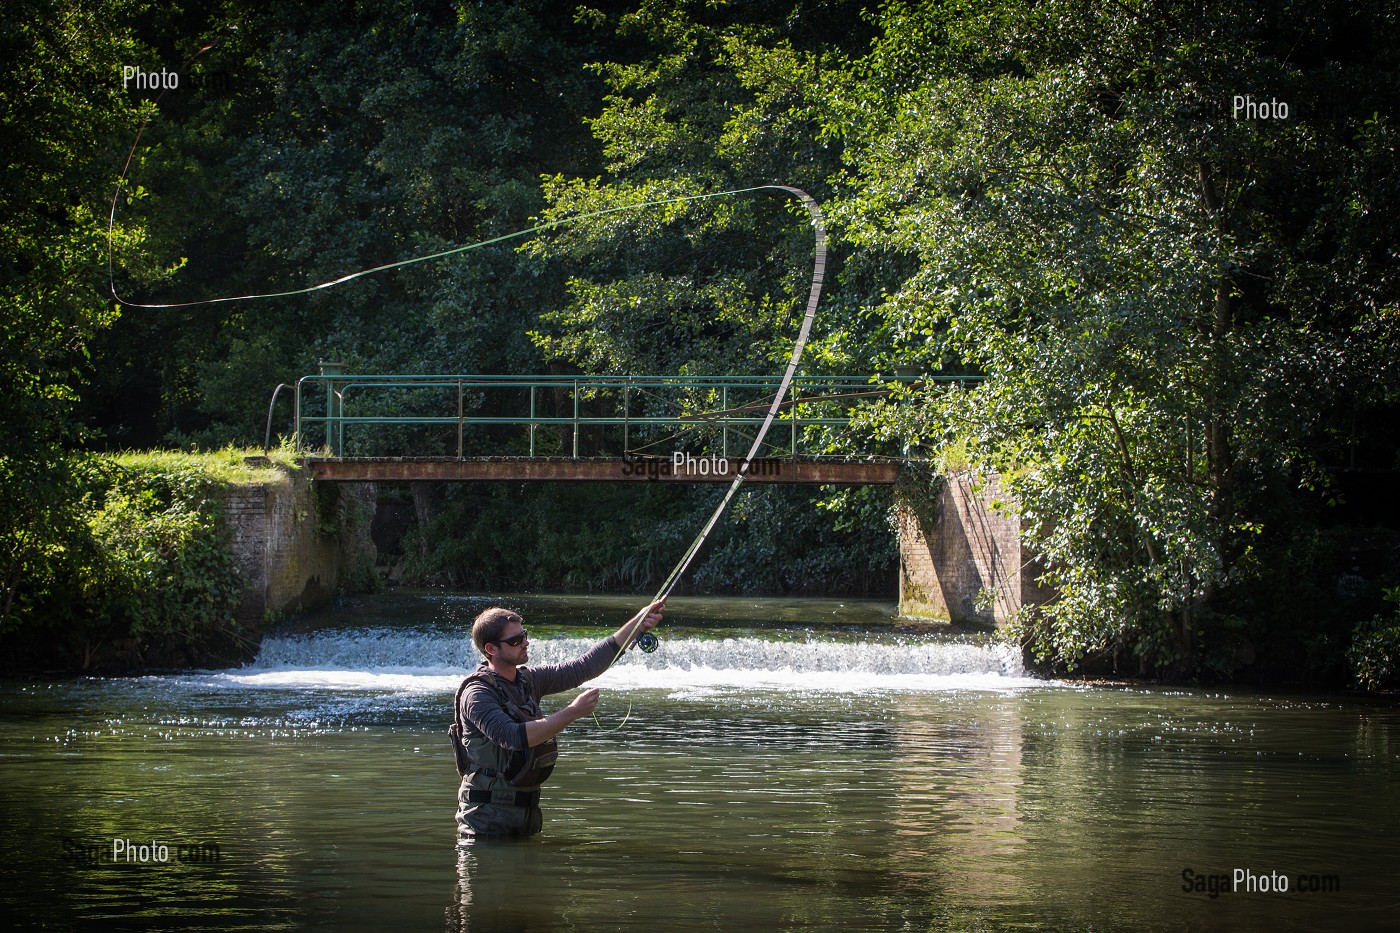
left=449, top=840, right=560, bottom=932
left=2, top=594, right=1398, bottom=931
left=885, top=693, right=1028, bottom=909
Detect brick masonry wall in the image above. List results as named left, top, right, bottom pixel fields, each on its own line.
left=899, top=471, right=1050, bottom=626
left=223, top=470, right=377, bottom=633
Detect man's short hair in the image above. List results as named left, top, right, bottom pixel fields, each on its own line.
left=472, top=607, right=523, bottom=655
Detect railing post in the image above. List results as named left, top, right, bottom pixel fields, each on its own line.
left=264, top=383, right=293, bottom=454
left=790, top=384, right=799, bottom=458
left=529, top=384, right=537, bottom=457
left=721, top=384, right=728, bottom=459
left=572, top=379, right=580, bottom=458
left=457, top=379, right=464, bottom=460
left=623, top=378, right=630, bottom=455
left=319, top=360, right=347, bottom=456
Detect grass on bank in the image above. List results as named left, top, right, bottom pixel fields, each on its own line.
left=107, top=443, right=303, bottom=485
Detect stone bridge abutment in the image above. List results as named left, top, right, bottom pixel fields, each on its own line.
left=897, top=472, right=1051, bottom=627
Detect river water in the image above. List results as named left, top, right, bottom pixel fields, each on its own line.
left=1, top=592, right=1396, bottom=931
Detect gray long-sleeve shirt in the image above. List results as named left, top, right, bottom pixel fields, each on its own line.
left=459, top=636, right=620, bottom=751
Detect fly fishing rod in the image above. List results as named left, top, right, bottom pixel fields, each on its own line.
left=609, top=185, right=826, bottom=662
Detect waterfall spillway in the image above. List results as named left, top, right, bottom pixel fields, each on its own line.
left=224, top=629, right=1034, bottom=693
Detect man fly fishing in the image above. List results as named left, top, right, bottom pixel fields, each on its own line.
left=451, top=600, right=665, bottom=839
left=444, top=186, right=822, bottom=842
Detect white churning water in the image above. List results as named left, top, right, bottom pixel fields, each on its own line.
left=214, top=630, right=1038, bottom=694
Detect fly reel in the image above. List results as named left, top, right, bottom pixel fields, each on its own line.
left=633, top=632, right=660, bottom=653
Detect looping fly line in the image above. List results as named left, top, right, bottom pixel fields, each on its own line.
left=108, top=164, right=806, bottom=308
left=605, top=185, right=826, bottom=672
left=593, top=184, right=822, bottom=733
left=105, top=46, right=826, bottom=717
left=102, top=28, right=807, bottom=312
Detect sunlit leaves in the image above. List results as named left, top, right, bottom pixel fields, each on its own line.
left=0, top=0, right=175, bottom=637
left=828, top=0, right=1400, bottom=675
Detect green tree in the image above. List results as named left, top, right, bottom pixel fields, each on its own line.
left=95, top=0, right=620, bottom=448
left=67, top=1, right=900, bottom=609
left=0, top=0, right=174, bottom=636
left=829, top=0, right=1400, bottom=675
left=518, top=2, right=898, bottom=596
left=527, top=0, right=877, bottom=379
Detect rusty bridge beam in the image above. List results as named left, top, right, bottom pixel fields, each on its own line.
left=307, top=457, right=901, bottom=485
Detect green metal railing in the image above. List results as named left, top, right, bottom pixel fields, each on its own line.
left=288, top=372, right=912, bottom=460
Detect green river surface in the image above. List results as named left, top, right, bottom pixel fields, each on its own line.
left=1, top=591, right=1397, bottom=931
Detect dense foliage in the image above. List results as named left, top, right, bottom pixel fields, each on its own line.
left=2, top=455, right=248, bottom=672
left=1350, top=587, right=1400, bottom=691
left=95, top=0, right=615, bottom=446
left=4, top=0, right=1397, bottom=680
left=83, top=460, right=247, bottom=667
left=0, top=0, right=174, bottom=645
left=401, top=482, right=895, bottom=596
left=824, top=0, right=1400, bottom=678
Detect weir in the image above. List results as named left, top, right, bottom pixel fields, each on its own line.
left=234, top=624, right=1031, bottom=693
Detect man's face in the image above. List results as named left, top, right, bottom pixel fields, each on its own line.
left=490, top=621, right=529, bottom=665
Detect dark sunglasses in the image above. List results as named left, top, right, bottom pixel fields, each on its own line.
left=494, top=630, right=528, bottom=648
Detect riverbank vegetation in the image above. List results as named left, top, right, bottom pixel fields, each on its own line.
left=4, top=0, right=1397, bottom=684
left=0, top=449, right=277, bottom=671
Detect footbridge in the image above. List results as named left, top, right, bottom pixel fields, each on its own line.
left=254, top=367, right=1041, bottom=627
left=281, top=369, right=942, bottom=485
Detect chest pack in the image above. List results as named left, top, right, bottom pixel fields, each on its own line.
left=449, top=668, right=559, bottom=786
